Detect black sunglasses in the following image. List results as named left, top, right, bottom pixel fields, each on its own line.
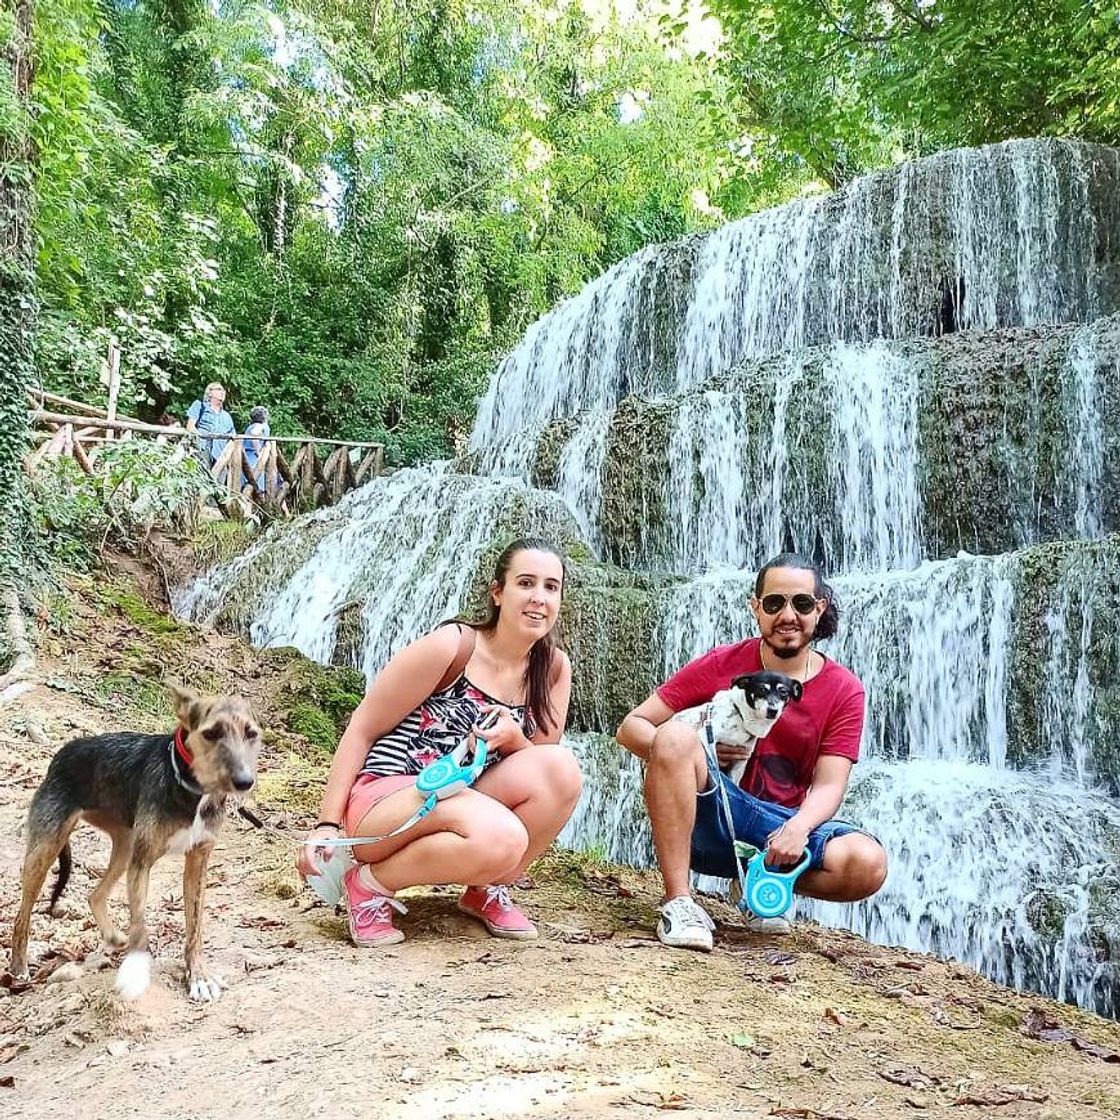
left=759, top=592, right=820, bottom=616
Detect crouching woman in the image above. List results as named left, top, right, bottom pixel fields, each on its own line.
left=297, top=538, right=582, bottom=946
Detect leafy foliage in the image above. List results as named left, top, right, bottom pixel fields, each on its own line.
left=706, top=0, right=1120, bottom=184
left=31, top=0, right=753, bottom=463
left=29, top=440, right=222, bottom=567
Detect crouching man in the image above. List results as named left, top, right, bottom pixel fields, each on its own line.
left=616, top=553, right=887, bottom=951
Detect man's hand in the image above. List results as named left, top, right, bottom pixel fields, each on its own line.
left=765, top=819, right=810, bottom=868
left=715, top=741, right=751, bottom=769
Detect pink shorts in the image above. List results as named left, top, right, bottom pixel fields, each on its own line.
left=344, top=774, right=416, bottom=834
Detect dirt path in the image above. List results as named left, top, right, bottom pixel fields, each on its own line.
left=2, top=575, right=1120, bottom=1119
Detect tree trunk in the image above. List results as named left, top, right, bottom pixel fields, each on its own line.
left=0, top=0, right=36, bottom=589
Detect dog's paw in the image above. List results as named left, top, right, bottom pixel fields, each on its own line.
left=187, top=973, right=224, bottom=1003
left=114, top=950, right=152, bottom=1000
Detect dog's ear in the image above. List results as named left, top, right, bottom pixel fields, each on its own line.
left=170, top=684, right=201, bottom=727
left=730, top=674, right=752, bottom=691
left=790, top=680, right=803, bottom=702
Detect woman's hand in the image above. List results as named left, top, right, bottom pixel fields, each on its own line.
left=297, top=824, right=342, bottom=879
left=475, top=704, right=529, bottom=756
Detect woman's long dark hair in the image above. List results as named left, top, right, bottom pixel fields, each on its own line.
left=754, top=552, right=840, bottom=641
left=454, top=537, right=567, bottom=733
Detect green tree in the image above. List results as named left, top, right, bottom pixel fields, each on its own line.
left=0, top=0, right=35, bottom=586
left=707, top=0, right=1120, bottom=184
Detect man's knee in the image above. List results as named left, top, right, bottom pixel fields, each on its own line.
left=648, top=721, right=702, bottom=767
left=835, top=834, right=888, bottom=898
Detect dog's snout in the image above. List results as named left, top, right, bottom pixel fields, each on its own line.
left=232, top=773, right=255, bottom=792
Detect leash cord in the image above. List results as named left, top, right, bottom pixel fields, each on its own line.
left=701, top=719, right=751, bottom=904
left=236, top=797, right=439, bottom=848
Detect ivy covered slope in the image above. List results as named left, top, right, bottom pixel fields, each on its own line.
left=0, top=1, right=35, bottom=594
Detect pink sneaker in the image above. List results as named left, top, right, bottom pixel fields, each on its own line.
left=458, top=885, right=538, bottom=940
left=343, top=866, right=407, bottom=947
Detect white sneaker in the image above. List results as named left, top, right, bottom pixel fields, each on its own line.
left=657, top=895, right=716, bottom=952
left=743, top=903, right=795, bottom=936
left=727, top=879, right=796, bottom=935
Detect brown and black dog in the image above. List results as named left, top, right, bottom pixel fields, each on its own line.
left=9, top=686, right=261, bottom=1002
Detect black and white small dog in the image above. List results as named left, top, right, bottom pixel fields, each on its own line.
left=674, top=671, right=802, bottom=785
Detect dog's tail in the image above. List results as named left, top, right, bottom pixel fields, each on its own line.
left=47, top=842, right=73, bottom=914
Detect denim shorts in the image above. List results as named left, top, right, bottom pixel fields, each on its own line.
left=690, top=765, right=866, bottom=878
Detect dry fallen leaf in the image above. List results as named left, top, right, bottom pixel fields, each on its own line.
left=1021, top=1006, right=1073, bottom=1043
left=953, top=1084, right=1048, bottom=1106
left=1071, top=1036, right=1120, bottom=1062
left=0, top=1044, right=29, bottom=1065
left=766, top=950, right=797, bottom=966
left=770, top=1107, right=855, bottom=1120
left=823, top=1007, right=851, bottom=1027
left=880, top=1066, right=941, bottom=1090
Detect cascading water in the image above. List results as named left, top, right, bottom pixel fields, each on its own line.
left=181, top=137, right=1120, bottom=1015
left=471, top=139, right=1120, bottom=445
left=177, top=469, right=583, bottom=674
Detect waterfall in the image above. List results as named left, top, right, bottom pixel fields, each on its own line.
left=555, top=410, right=612, bottom=555
left=826, top=345, right=922, bottom=572
left=180, top=137, right=1120, bottom=1015
left=176, top=469, right=582, bottom=675
left=470, top=139, right=1120, bottom=444
left=1063, top=327, right=1106, bottom=538
left=808, top=762, right=1120, bottom=1019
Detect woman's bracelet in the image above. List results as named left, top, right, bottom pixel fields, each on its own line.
left=315, top=820, right=342, bottom=831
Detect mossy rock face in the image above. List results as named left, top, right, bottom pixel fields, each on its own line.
left=515, top=315, right=1120, bottom=575
left=258, top=647, right=366, bottom=748
left=1007, top=535, right=1120, bottom=792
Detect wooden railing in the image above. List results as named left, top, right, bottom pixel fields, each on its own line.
left=26, top=388, right=384, bottom=517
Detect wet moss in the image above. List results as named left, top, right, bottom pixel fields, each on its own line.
left=257, top=647, right=366, bottom=746
left=99, top=585, right=185, bottom=635
left=286, top=703, right=339, bottom=755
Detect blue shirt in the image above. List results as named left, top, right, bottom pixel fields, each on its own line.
left=243, top=421, right=270, bottom=469
left=187, top=399, right=235, bottom=463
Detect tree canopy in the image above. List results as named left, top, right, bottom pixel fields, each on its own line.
left=25, top=1, right=1120, bottom=465
left=31, top=0, right=761, bottom=463
left=705, top=0, right=1120, bottom=186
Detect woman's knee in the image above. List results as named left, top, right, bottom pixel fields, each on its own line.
left=472, top=813, right=530, bottom=876
left=534, top=746, right=583, bottom=805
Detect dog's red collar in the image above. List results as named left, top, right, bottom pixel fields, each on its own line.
left=173, top=726, right=195, bottom=767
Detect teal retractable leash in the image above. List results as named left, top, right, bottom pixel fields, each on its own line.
left=701, top=718, right=811, bottom=920
left=239, top=712, right=500, bottom=906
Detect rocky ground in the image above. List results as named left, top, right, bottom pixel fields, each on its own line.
left=1, top=565, right=1119, bottom=1119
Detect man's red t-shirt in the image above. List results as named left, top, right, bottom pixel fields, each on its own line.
left=656, top=638, right=865, bottom=808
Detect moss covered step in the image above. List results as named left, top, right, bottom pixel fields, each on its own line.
left=508, top=315, right=1120, bottom=575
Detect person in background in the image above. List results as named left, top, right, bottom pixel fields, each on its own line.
left=185, top=382, right=235, bottom=470
left=242, top=405, right=270, bottom=489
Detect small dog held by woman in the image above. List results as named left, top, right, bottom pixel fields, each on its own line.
left=8, top=686, right=261, bottom=1003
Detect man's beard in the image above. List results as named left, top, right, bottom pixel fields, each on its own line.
left=764, top=636, right=805, bottom=659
